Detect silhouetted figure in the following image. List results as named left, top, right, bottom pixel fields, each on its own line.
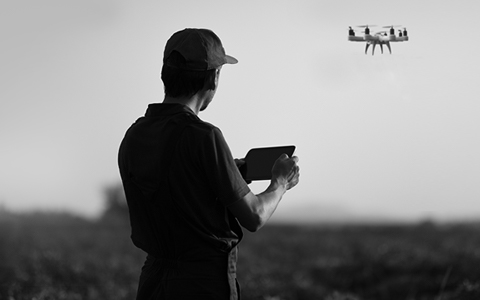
left=403, top=28, right=408, bottom=37
left=118, top=28, right=300, bottom=300
left=349, top=26, right=355, bottom=36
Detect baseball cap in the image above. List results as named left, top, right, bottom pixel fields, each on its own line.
left=163, top=28, right=238, bottom=71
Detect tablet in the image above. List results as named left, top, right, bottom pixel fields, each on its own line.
left=240, top=145, right=296, bottom=181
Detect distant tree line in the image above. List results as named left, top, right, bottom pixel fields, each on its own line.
left=101, top=183, right=129, bottom=224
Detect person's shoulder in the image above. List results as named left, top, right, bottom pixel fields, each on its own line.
left=186, top=117, right=221, bottom=135
left=179, top=118, right=226, bottom=153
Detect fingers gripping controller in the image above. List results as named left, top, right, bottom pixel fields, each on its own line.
left=272, top=154, right=300, bottom=190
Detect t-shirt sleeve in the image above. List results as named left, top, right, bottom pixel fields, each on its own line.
left=200, top=127, right=251, bottom=206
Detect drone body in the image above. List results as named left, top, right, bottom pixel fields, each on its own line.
left=348, top=25, right=409, bottom=55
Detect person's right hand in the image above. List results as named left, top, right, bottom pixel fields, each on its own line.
left=271, top=153, right=300, bottom=190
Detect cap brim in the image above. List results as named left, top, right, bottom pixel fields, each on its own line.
left=225, top=55, right=238, bottom=65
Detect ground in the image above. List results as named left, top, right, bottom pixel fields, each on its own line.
left=1, top=211, right=479, bottom=300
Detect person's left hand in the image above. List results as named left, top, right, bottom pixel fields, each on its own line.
left=234, top=158, right=246, bottom=168
left=234, top=158, right=251, bottom=184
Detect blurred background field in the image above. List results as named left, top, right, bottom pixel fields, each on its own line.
left=1, top=206, right=480, bottom=300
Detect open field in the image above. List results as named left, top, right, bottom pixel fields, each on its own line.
left=1, top=211, right=479, bottom=300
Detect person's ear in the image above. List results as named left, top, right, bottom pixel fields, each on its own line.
left=214, top=68, right=221, bottom=89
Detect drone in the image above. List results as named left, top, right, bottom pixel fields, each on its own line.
left=348, top=25, right=409, bottom=55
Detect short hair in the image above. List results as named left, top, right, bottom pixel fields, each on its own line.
left=161, top=51, right=217, bottom=98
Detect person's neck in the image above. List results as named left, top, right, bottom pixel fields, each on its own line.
left=163, top=94, right=201, bottom=115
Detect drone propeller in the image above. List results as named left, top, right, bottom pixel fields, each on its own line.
left=356, top=25, right=376, bottom=28
left=382, top=25, right=402, bottom=28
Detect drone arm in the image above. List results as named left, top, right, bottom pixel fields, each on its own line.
left=348, top=36, right=366, bottom=42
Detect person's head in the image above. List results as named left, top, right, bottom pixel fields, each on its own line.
left=161, top=28, right=237, bottom=99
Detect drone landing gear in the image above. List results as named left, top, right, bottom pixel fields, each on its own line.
left=364, top=42, right=392, bottom=55
left=386, top=42, right=392, bottom=54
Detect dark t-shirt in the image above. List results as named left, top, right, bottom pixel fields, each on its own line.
left=118, top=103, right=250, bottom=262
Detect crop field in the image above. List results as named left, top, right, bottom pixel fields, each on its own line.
left=1, top=211, right=480, bottom=300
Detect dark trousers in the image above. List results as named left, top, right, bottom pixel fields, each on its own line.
left=136, top=249, right=240, bottom=300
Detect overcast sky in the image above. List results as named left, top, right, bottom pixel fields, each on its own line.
left=1, top=0, right=479, bottom=222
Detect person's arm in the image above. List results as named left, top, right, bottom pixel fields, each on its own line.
left=228, top=154, right=300, bottom=232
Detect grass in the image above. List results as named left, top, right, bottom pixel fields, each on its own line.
left=1, top=210, right=480, bottom=300
left=238, top=223, right=480, bottom=300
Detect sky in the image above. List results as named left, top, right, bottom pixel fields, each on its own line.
left=1, top=0, right=479, bottom=223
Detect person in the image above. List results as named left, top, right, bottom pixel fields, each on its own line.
left=118, top=28, right=300, bottom=300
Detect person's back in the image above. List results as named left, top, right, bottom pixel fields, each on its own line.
left=119, top=103, right=247, bottom=299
